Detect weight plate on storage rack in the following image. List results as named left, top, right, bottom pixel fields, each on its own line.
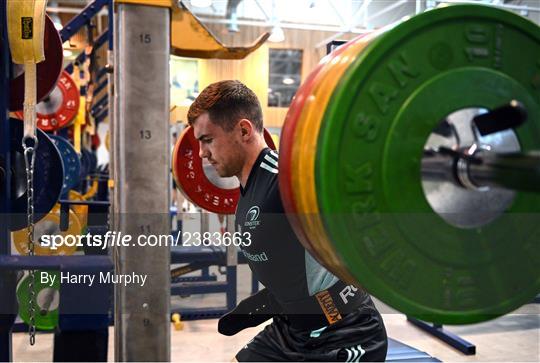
left=69, top=190, right=89, bottom=229
left=14, top=71, right=80, bottom=131
left=172, top=126, right=276, bottom=214
left=3, top=118, right=64, bottom=231
left=17, top=271, right=60, bottom=330
left=79, top=148, right=92, bottom=183
left=49, top=135, right=81, bottom=195
left=316, top=4, right=540, bottom=324
left=13, top=207, right=82, bottom=256
left=9, top=15, right=63, bottom=111
left=89, top=150, right=98, bottom=175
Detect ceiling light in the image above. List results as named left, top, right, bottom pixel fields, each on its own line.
left=282, top=77, right=294, bottom=85
left=268, top=25, right=285, bottom=43
left=191, top=0, right=212, bottom=7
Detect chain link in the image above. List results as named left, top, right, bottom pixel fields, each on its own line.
left=23, top=136, right=38, bottom=346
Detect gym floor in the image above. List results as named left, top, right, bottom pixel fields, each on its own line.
left=11, top=264, right=540, bottom=362
left=11, top=305, right=540, bottom=362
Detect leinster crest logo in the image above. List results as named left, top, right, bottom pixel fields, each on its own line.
left=245, top=206, right=261, bottom=228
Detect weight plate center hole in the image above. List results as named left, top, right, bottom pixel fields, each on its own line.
left=37, top=287, right=60, bottom=313
left=36, top=86, right=63, bottom=114
left=421, top=107, right=519, bottom=229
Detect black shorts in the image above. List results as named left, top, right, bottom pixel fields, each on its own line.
left=235, top=306, right=388, bottom=362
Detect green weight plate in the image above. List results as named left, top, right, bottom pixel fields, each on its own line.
left=17, top=271, right=60, bottom=330
left=317, top=4, right=540, bottom=324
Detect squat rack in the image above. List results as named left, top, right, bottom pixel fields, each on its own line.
left=1, top=1, right=246, bottom=360
left=0, top=0, right=171, bottom=359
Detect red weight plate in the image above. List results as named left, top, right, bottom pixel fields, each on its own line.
left=14, top=71, right=80, bottom=131
left=279, top=35, right=364, bottom=263
left=9, top=15, right=63, bottom=111
left=91, top=134, right=101, bottom=149
left=173, top=126, right=276, bottom=214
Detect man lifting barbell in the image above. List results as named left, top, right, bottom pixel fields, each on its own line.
left=187, top=80, right=388, bottom=362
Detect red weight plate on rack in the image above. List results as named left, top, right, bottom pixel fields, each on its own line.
left=14, top=71, right=80, bottom=131
left=172, top=126, right=276, bottom=214
left=9, top=15, right=63, bottom=111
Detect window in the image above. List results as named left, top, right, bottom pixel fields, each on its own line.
left=170, top=56, right=199, bottom=107
left=268, top=49, right=302, bottom=107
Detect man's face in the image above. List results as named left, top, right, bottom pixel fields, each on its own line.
left=193, top=113, right=245, bottom=178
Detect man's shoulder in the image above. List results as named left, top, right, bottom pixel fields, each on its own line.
left=238, top=149, right=282, bottom=212
left=257, top=148, right=279, bottom=178
left=247, top=148, right=279, bottom=192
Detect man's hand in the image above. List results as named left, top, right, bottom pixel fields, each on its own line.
left=218, top=288, right=281, bottom=336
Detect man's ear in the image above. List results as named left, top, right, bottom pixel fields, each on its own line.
left=237, top=119, right=254, bottom=139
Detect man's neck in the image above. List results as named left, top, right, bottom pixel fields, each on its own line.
left=238, top=143, right=267, bottom=188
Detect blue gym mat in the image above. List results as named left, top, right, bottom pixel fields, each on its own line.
left=387, top=338, right=441, bottom=362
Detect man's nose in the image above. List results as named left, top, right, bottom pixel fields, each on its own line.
left=199, top=143, right=208, bottom=159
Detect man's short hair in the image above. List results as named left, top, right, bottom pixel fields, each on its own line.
left=187, top=80, right=263, bottom=132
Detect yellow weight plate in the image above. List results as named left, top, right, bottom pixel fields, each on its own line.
left=13, top=207, right=82, bottom=256
left=69, top=190, right=84, bottom=200
left=291, top=31, right=384, bottom=283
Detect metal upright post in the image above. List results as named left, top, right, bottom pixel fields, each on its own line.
left=0, top=1, right=13, bottom=360
left=113, top=3, right=170, bottom=361
left=200, top=211, right=210, bottom=278
left=0, top=0, right=11, bottom=254
left=107, top=0, right=115, bottom=227
left=226, top=215, right=237, bottom=310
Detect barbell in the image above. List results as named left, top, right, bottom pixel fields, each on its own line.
left=176, top=4, right=540, bottom=324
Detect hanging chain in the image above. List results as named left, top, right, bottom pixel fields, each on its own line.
left=23, top=135, right=38, bottom=346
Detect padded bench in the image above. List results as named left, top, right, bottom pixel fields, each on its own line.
left=171, top=245, right=248, bottom=264
left=387, top=338, right=441, bottom=362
